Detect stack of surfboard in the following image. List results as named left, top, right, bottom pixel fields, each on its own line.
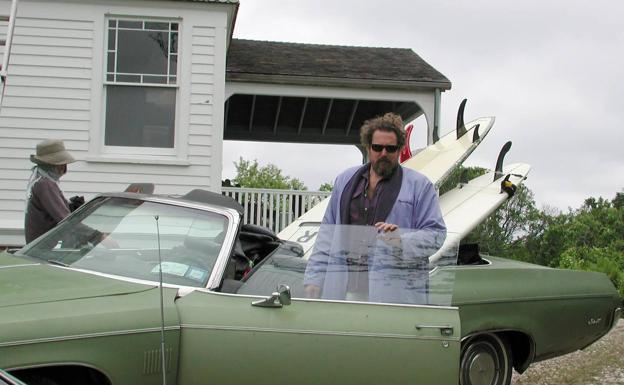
left=278, top=99, right=531, bottom=261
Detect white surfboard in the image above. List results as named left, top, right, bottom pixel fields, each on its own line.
left=430, top=162, right=531, bottom=262
left=401, top=116, right=494, bottom=188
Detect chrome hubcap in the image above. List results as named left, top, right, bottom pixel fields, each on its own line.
left=468, top=351, right=496, bottom=385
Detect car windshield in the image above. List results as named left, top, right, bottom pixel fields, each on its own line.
left=237, top=224, right=458, bottom=306
left=18, top=196, right=229, bottom=287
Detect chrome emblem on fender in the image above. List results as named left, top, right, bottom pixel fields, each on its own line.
left=587, top=318, right=602, bottom=326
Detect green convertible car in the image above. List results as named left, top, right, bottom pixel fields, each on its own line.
left=0, top=190, right=621, bottom=385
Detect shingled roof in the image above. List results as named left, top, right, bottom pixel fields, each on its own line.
left=226, top=39, right=451, bottom=91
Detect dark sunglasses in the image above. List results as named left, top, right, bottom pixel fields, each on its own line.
left=370, top=144, right=399, bottom=153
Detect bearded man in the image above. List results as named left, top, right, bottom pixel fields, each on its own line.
left=303, top=112, right=446, bottom=303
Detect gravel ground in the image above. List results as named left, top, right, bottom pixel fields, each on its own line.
left=511, top=319, right=624, bottom=385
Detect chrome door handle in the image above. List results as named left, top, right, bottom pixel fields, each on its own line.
left=415, top=324, right=454, bottom=336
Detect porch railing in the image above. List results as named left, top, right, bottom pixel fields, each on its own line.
left=221, top=187, right=331, bottom=234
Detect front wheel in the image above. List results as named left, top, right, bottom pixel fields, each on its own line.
left=460, top=333, right=512, bottom=385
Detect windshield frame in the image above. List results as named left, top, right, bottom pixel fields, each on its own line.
left=17, top=192, right=242, bottom=290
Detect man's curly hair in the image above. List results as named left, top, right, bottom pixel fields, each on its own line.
left=360, top=112, right=405, bottom=149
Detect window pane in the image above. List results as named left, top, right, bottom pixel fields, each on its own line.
left=117, top=30, right=169, bottom=76
left=108, top=29, right=116, bottom=50
left=170, top=32, right=178, bottom=53
left=118, top=20, right=142, bottom=29
left=117, top=74, right=141, bottom=83
left=143, top=75, right=167, bottom=84
left=169, top=54, right=177, bottom=75
left=107, top=74, right=114, bottom=82
left=145, top=22, right=168, bottom=31
left=105, top=85, right=176, bottom=148
left=108, top=19, right=117, bottom=28
left=171, top=23, right=178, bottom=31
left=107, top=52, right=115, bottom=73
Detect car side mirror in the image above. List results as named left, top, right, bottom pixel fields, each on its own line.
left=252, top=284, right=291, bottom=308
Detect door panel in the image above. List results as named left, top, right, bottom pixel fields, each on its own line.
left=175, top=291, right=460, bottom=385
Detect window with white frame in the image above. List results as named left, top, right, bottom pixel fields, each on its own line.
left=104, top=19, right=179, bottom=150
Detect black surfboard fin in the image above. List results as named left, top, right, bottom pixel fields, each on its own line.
left=494, top=141, right=512, bottom=181
left=456, top=98, right=468, bottom=139
left=433, top=125, right=440, bottom=144
left=472, top=124, right=480, bottom=142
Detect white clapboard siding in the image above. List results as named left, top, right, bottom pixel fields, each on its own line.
left=0, top=1, right=230, bottom=245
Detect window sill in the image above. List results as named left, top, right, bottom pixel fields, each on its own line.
left=86, top=156, right=191, bottom=166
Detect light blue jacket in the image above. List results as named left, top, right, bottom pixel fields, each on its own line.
left=304, top=165, right=446, bottom=304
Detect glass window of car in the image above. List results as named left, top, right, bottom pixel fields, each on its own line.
left=19, top=197, right=228, bottom=288
left=104, top=19, right=178, bottom=151
left=232, top=224, right=458, bottom=306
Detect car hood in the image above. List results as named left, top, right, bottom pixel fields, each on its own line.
left=0, top=252, right=155, bottom=308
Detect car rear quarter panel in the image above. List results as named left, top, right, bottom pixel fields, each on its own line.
left=450, top=258, right=620, bottom=361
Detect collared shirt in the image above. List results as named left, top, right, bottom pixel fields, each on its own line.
left=348, top=166, right=399, bottom=226
left=346, top=166, right=397, bottom=295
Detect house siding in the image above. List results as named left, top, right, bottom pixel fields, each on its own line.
left=0, top=0, right=231, bottom=245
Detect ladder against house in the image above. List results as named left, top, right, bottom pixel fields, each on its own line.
left=0, top=0, right=19, bottom=106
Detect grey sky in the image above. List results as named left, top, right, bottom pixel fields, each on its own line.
left=223, top=0, right=624, bottom=210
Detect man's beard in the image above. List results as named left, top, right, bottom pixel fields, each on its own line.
left=372, top=157, right=398, bottom=178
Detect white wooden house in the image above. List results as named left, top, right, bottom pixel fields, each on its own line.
left=0, top=0, right=238, bottom=245
left=0, top=0, right=451, bottom=246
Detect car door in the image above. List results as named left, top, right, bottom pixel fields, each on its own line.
left=175, top=290, right=459, bottom=385
left=174, top=224, right=460, bottom=385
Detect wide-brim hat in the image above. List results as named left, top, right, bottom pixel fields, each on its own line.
left=30, top=139, right=76, bottom=166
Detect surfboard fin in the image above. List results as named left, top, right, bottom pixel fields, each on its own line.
left=456, top=98, right=468, bottom=139
left=494, top=141, right=512, bottom=181
left=472, top=124, right=480, bottom=143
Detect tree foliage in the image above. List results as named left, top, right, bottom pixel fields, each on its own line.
left=319, top=182, right=333, bottom=192
left=232, top=158, right=307, bottom=190
left=465, top=180, right=624, bottom=295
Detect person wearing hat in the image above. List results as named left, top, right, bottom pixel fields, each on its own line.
left=25, top=139, right=76, bottom=243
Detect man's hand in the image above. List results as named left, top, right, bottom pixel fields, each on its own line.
left=304, top=284, right=321, bottom=298
left=374, top=222, right=398, bottom=233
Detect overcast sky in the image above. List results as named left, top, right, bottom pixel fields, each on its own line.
left=223, top=0, right=624, bottom=211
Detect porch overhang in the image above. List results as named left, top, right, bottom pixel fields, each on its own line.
left=225, top=39, right=451, bottom=146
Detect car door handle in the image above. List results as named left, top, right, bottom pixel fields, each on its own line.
left=252, top=284, right=292, bottom=308
left=415, top=324, right=454, bottom=336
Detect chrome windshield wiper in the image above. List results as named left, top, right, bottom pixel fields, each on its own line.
left=47, top=259, right=70, bottom=267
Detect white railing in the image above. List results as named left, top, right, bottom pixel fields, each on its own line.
left=221, top=187, right=331, bottom=234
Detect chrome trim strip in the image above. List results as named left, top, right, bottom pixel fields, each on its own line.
left=185, top=289, right=459, bottom=310
left=454, top=293, right=619, bottom=306
left=0, top=326, right=181, bottom=348
left=206, top=211, right=241, bottom=290
left=0, top=263, right=40, bottom=269
left=180, top=323, right=460, bottom=341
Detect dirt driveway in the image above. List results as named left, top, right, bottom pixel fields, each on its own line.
left=512, top=319, right=624, bottom=385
